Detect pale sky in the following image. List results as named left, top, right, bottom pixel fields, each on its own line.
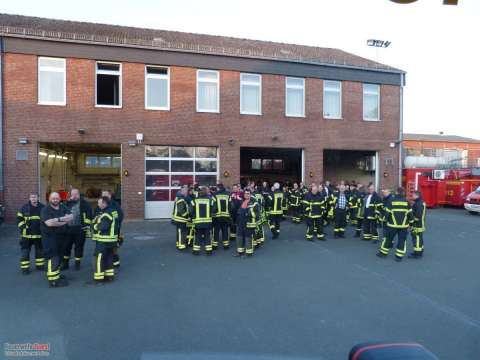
left=2, top=0, right=479, bottom=138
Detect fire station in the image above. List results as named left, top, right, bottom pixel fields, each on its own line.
left=0, top=14, right=405, bottom=220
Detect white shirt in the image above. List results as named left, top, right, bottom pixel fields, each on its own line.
left=365, top=194, right=372, bottom=208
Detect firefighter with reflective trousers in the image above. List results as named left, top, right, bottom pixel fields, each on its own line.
left=17, top=193, right=45, bottom=274
left=362, top=183, right=382, bottom=242
left=377, top=187, right=413, bottom=262
left=92, top=196, right=118, bottom=283
left=289, top=183, right=303, bottom=224
left=303, top=184, right=326, bottom=241
left=212, top=183, right=231, bottom=250
left=330, top=184, right=349, bottom=238
left=252, top=186, right=266, bottom=247
left=265, top=183, right=284, bottom=239
left=409, top=190, right=426, bottom=259
left=172, top=185, right=190, bottom=251
left=233, top=189, right=259, bottom=257
left=190, top=187, right=216, bottom=255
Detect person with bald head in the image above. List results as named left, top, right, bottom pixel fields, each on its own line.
left=40, top=192, right=73, bottom=287
left=63, top=188, right=93, bottom=271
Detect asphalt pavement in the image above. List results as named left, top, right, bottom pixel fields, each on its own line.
left=0, top=208, right=479, bottom=360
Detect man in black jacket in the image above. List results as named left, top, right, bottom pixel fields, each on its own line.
left=409, top=191, right=427, bottom=259
left=362, top=183, right=381, bottom=242
left=17, top=193, right=45, bottom=274
left=101, top=190, right=124, bottom=268
left=62, top=189, right=92, bottom=271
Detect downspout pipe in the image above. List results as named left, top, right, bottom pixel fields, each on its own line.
left=0, top=37, right=4, bottom=195
left=398, top=72, right=405, bottom=187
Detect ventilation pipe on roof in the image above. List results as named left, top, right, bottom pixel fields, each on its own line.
left=0, top=37, right=4, bottom=194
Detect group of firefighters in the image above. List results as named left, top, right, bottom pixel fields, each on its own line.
left=15, top=178, right=426, bottom=287
left=16, top=189, right=124, bottom=287
left=171, top=180, right=427, bottom=261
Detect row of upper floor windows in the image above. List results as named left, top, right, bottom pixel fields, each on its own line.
left=37, top=57, right=382, bottom=121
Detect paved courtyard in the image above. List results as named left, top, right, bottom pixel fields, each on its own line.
left=0, top=208, right=479, bottom=359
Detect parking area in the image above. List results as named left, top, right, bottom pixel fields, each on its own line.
left=0, top=208, right=479, bottom=360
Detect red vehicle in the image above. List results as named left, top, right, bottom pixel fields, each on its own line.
left=464, top=186, right=480, bottom=215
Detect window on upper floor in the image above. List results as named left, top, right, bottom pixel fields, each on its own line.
left=240, top=73, right=261, bottom=115
left=285, top=77, right=305, bottom=117
left=38, top=57, right=66, bottom=106
left=323, top=80, right=342, bottom=119
left=197, top=70, right=219, bottom=113
left=96, top=62, right=122, bottom=107
left=145, top=66, right=169, bottom=110
left=363, top=83, right=380, bottom=121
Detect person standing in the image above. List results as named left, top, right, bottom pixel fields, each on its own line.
left=266, top=182, right=284, bottom=239
left=377, top=187, right=413, bottom=262
left=354, top=184, right=365, bottom=237
left=92, top=196, right=118, bottom=283
left=378, top=188, right=393, bottom=245
left=40, top=192, right=73, bottom=287
left=62, top=189, right=92, bottom=270
left=289, top=183, right=303, bottom=224
left=212, top=183, right=231, bottom=250
left=229, top=184, right=243, bottom=243
left=190, top=187, right=216, bottom=255
left=331, top=184, right=349, bottom=238
left=17, top=193, right=45, bottom=274
left=172, top=185, right=190, bottom=251
left=362, top=183, right=381, bottom=242
left=348, top=184, right=359, bottom=228
left=101, top=190, right=123, bottom=268
left=303, top=184, right=326, bottom=241
left=233, top=189, right=259, bottom=257
left=252, top=186, right=266, bottom=247
left=409, top=191, right=427, bottom=259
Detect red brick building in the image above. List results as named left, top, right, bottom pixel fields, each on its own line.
left=0, top=14, right=405, bottom=220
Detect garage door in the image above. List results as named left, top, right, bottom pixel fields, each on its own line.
left=145, top=145, right=219, bottom=219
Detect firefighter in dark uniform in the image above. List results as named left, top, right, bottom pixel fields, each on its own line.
left=62, top=189, right=92, bottom=270
left=303, top=184, right=326, bottom=241
left=172, top=186, right=190, bottom=251
left=92, top=196, right=118, bottom=283
left=212, top=183, right=231, bottom=250
left=252, top=186, right=266, bottom=247
left=266, top=182, right=284, bottom=239
left=331, top=184, right=349, bottom=238
left=101, top=190, right=124, bottom=268
left=362, top=183, right=381, bottom=242
left=409, top=190, right=427, bottom=258
left=348, top=184, right=359, bottom=228
left=40, top=192, right=73, bottom=288
left=229, top=184, right=243, bottom=243
left=289, top=183, right=303, bottom=224
left=378, top=188, right=393, bottom=245
left=186, top=186, right=196, bottom=246
left=377, top=187, right=413, bottom=262
left=281, top=185, right=289, bottom=218
left=190, top=187, right=216, bottom=255
left=17, top=193, right=45, bottom=274
left=354, top=184, right=365, bottom=237
left=233, top=189, right=259, bottom=257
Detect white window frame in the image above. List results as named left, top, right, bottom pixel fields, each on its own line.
left=95, top=61, right=122, bottom=108
left=37, top=57, right=66, bottom=106
left=285, top=77, right=305, bottom=118
left=363, top=83, right=380, bottom=121
left=240, top=73, right=262, bottom=115
left=323, top=80, right=342, bottom=119
left=196, top=69, right=220, bottom=113
left=145, top=65, right=170, bottom=111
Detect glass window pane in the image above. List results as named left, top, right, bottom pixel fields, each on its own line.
left=171, top=160, right=194, bottom=172
left=147, top=67, right=168, bottom=75
left=85, top=156, right=98, bottom=168
left=171, top=189, right=182, bottom=200
left=262, top=159, right=272, bottom=170
left=241, top=84, right=260, bottom=114
left=286, top=88, right=304, bottom=116
left=171, top=146, right=194, bottom=158
left=195, top=175, right=217, bottom=186
left=98, top=156, right=111, bottom=168
left=146, top=160, right=169, bottom=172
left=39, top=58, right=64, bottom=69
left=146, top=175, right=169, bottom=187
left=97, top=63, right=120, bottom=72
left=96, top=74, right=120, bottom=106
left=195, top=160, right=217, bottom=172
left=324, top=91, right=341, bottom=118
left=241, top=74, right=260, bottom=83
left=324, top=80, right=340, bottom=91
left=198, top=81, right=218, bottom=111
left=39, top=70, right=65, bottom=103
left=364, top=83, right=379, bottom=94
left=195, top=147, right=217, bottom=158
left=146, top=189, right=169, bottom=201
left=171, top=175, right=194, bottom=187
left=273, top=159, right=284, bottom=170
left=147, top=77, right=168, bottom=108
left=112, top=156, right=121, bottom=168
left=286, top=77, right=304, bottom=87
left=251, top=159, right=261, bottom=170
left=146, top=146, right=169, bottom=157
left=364, top=94, right=379, bottom=120
left=198, top=71, right=218, bottom=81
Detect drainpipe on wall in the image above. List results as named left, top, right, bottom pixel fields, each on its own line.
left=0, top=37, right=4, bottom=196
left=398, top=73, right=405, bottom=187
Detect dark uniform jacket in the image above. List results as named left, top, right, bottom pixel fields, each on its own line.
left=302, top=192, right=326, bottom=219
left=289, top=188, right=303, bottom=208
left=266, top=189, right=284, bottom=215
left=411, top=198, right=426, bottom=232
left=213, top=189, right=231, bottom=222
left=17, top=202, right=45, bottom=239
left=363, top=192, right=382, bottom=220
left=236, top=198, right=260, bottom=229
left=92, top=206, right=117, bottom=243
left=190, top=195, right=216, bottom=229
left=172, top=194, right=190, bottom=224
left=384, top=195, right=413, bottom=229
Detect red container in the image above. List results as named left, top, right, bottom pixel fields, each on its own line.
left=445, top=180, right=480, bottom=206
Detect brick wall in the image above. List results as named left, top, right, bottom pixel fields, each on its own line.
left=3, top=53, right=401, bottom=220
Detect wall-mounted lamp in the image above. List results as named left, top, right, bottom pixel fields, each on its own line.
left=18, top=137, right=29, bottom=145
left=123, top=170, right=129, bottom=177
left=309, top=171, right=314, bottom=178
left=272, top=135, right=279, bottom=141
left=389, top=142, right=396, bottom=148
left=78, top=128, right=86, bottom=135
left=384, top=172, right=389, bottom=178
left=228, top=138, right=235, bottom=146
left=136, top=133, right=144, bottom=144
left=128, top=140, right=137, bottom=147
left=223, top=171, right=230, bottom=178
